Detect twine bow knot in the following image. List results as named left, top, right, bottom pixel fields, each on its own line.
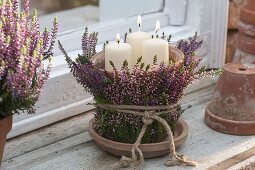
left=94, top=103, right=197, bottom=168
left=142, top=111, right=154, bottom=125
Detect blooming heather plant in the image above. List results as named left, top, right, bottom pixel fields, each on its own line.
left=59, top=29, right=221, bottom=143
left=0, top=0, right=58, bottom=119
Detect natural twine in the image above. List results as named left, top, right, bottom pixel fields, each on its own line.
left=94, top=103, right=197, bottom=168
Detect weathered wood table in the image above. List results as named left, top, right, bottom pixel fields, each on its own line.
left=2, top=80, right=255, bottom=170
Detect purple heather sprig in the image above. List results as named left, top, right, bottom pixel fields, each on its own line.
left=81, top=27, right=98, bottom=59
left=177, top=32, right=203, bottom=66
left=59, top=28, right=221, bottom=143
left=58, top=38, right=106, bottom=96
left=0, top=0, right=58, bottom=117
left=59, top=29, right=219, bottom=107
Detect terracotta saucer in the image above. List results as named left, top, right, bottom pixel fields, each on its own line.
left=88, top=117, right=189, bottom=158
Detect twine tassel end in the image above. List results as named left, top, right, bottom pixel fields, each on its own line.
left=166, top=154, right=197, bottom=167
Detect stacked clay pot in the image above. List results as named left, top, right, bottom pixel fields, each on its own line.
left=205, top=63, right=255, bottom=135
left=233, top=0, right=255, bottom=64
left=0, top=116, right=12, bottom=166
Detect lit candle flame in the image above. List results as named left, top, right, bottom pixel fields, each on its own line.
left=116, top=33, right=120, bottom=44
left=155, top=20, right=160, bottom=34
left=137, top=15, right=142, bottom=31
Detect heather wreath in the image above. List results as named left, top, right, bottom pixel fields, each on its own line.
left=59, top=28, right=221, bottom=143
left=0, top=0, right=58, bottom=119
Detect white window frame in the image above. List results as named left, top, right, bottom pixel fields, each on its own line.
left=9, top=0, right=229, bottom=138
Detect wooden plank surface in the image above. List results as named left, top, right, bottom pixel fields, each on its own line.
left=3, top=113, right=94, bottom=161
left=228, top=155, right=255, bottom=170
left=3, top=102, right=255, bottom=170
left=3, top=79, right=215, bottom=161
left=2, top=84, right=214, bottom=169
left=3, top=83, right=255, bottom=170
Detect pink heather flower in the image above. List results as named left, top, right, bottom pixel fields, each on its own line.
left=0, top=0, right=58, bottom=117
left=59, top=29, right=221, bottom=143
left=60, top=29, right=220, bottom=106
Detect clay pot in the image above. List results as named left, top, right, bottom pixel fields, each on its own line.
left=204, top=63, right=255, bottom=135
left=0, top=116, right=12, bottom=166
left=234, top=0, right=255, bottom=63
left=88, top=117, right=188, bottom=158
left=239, top=0, right=255, bottom=26
left=90, top=46, right=184, bottom=78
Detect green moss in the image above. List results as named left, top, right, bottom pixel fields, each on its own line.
left=94, top=106, right=184, bottom=144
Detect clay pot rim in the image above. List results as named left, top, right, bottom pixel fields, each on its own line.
left=88, top=117, right=188, bottom=147
left=238, top=21, right=255, bottom=37
left=205, top=107, right=255, bottom=136
left=206, top=106, right=255, bottom=124
left=224, top=62, right=255, bottom=75
left=237, top=33, right=255, bottom=55
left=92, top=46, right=185, bottom=78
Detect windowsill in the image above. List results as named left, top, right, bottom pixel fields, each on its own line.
left=39, top=5, right=99, bottom=33
left=50, top=24, right=196, bottom=78
left=9, top=0, right=228, bottom=139
left=8, top=24, right=198, bottom=139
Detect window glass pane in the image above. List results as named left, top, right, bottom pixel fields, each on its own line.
left=22, top=0, right=98, bottom=15
left=20, top=0, right=165, bottom=32
left=21, top=0, right=99, bottom=32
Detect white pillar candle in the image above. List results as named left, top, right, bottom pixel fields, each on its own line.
left=142, top=39, right=169, bottom=66
left=142, top=20, right=169, bottom=66
left=105, top=34, right=132, bottom=72
left=126, top=15, right=151, bottom=65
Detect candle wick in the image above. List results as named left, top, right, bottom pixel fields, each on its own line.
left=155, top=29, right=159, bottom=39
